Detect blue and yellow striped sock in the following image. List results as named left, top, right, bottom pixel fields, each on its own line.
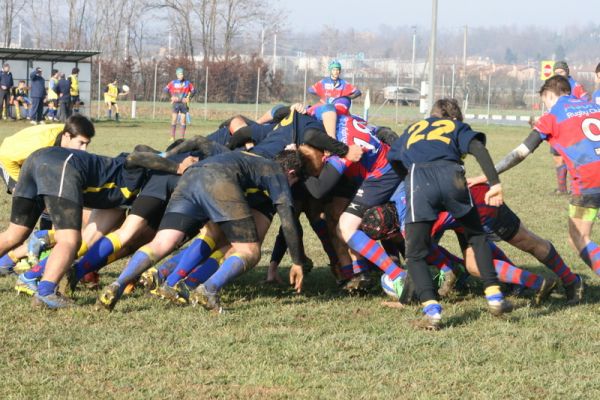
left=203, top=253, right=246, bottom=293
left=157, top=251, right=184, bottom=280
left=166, top=234, right=215, bottom=287
left=74, top=233, right=122, bottom=280
left=484, top=285, right=504, bottom=303
left=116, top=246, right=157, bottom=289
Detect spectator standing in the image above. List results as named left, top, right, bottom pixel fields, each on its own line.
left=29, top=67, right=46, bottom=125
left=0, top=64, right=14, bottom=120
left=56, top=74, right=72, bottom=122
left=69, top=67, right=81, bottom=114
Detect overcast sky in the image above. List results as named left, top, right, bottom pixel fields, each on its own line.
left=284, top=0, right=599, bottom=30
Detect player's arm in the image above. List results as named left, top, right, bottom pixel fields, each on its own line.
left=275, top=202, right=304, bottom=293
left=493, top=130, right=543, bottom=174
left=468, top=138, right=505, bottom=206
left=125, top=151, right=181, bottom=174
left=303, top=128, right=351, bottom=158
left=304, top=158, right=345, bottom=199
left=227, top=127, right=254, bottom=150
left=348, top=89, right=362, bottom=99
left=163, top=135, right=229, bottom=158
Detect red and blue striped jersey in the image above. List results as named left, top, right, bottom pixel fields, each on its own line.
left=534, top=95, right=600, bottom=195
left=308, top=77, right=358, bottom=104
left=164, top=79, right=196, bottom=101
left=568, top=76, right=589, bottom=101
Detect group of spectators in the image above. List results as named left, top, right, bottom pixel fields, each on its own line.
left=0, top=63, right=81, bottom=125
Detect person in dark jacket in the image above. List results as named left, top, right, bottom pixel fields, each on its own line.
left=29, top=67, right=46, bottom=125
left=56, top=74, right=72, bottom=122
left=0, top=63, right=14, bottom=120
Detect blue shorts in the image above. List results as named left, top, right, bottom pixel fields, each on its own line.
left=346, top=168, right=401, bottom=217
left=405, top=160, right=473, bottom=224
left=139, top=171, right=180, bottom=202
left=172, top=103, right=189, bottom=114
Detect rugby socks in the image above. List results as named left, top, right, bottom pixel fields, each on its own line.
left=171, top=124, right=177, bottom=139
left=352, top=258, right=371, bottom=275
left=157, top=251, right=184, bottom=280
left=555, top=165, right=568, bottom=193
left=185, top=250, right=224, bottom=290
left=489, top=242, right=512, bottom=263
left=338, top=263, right=354, bottom=280
left=542, top=243, right=577, bottom=285
left=115, top=113, right=120, bottom=122
left=24, top=241, right=89, bottom=280
left=203, top=253, right=246, bottom=293
left=0, top=251, right=18, bottom=269
left=310, top=218, right=338, bottom=265
left=73, top=233, right=122, bottom=280
left=426, top=244, right=454, bottom=273
left=107, top=109, right=112, bottom=120
left=116, top=246, right=157, bottom=288
left=347, top=230, right=406, bottom=280
left=165, top=234, right=215, bottom=287
left=180, top=125, right=186, bottom=139
left=579, top=242, right=600, bottom=276
left=484, top=285, right=505, bottom=304
left=437, top=245, right=464, bottom=268
left=37, top=280, right=57, bottom=297
left=494, top=259, right=543, bottom=290
left=422, top=300, right=442, bottom=317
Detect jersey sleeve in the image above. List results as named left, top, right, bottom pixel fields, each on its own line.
left=533, top=113, right=555, bottom=140
left=573, top=84, right=589, bottom=101
left=456, top=122, right=485, bottom=154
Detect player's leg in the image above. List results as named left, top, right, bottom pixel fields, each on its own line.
left=33, top=196, right=83, bottom=309
left=0, top=197, right=41, bottom=267
left=170, top=112, right=178, bottom=140
left=114, top=103, right=120, bottom=122
left=179, top=111, right=187, bottom=139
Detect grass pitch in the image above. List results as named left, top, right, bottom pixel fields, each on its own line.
left=0, top=117, right=599, bottom=399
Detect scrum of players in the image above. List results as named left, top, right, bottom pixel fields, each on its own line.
left=0, top=60, right=598, bottom=331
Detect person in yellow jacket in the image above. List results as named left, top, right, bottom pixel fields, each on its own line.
left=0, top=115, right=94, bottom=194
left=68, top=67, right=80, bottom=114
left=103, top=78, right=127, bottom=122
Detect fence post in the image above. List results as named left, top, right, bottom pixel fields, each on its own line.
left=255, top=67, right=261, bottom=120
left=97, top=59, right=101, bottom=119
left=204, top=65, right=208, bottom=120
left=152, top=61, right=158, bottom=120
left=486, top=73, right=492, bottom=125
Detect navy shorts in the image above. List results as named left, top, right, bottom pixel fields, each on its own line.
left=172, top=103, right=189, bottom=114
left=405, top=161, right=473, bottom=224
left=346, top=168, right=401, bottom=217
left=13, top=149, right=84, bottom=206
left=139, top=171, right=180, bottom=202
left=165, top=166, right=251, bottom=223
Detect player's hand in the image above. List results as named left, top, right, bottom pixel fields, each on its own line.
left=467, top=175, right=487, bottom=187
left=345, top=144, right=363, bottom=162
left=485, top=183, right=503, bottom=207
left=290, top=103, right=306, bottom=114
left=171, top=96, right=179, bottom=103
left=289, top=264, right=304, bottom=293
left=528, top=116, right=540, bottom=129
left=177, top=156, right=199, bottom=175
left=183, top=97, right=189, bottom=104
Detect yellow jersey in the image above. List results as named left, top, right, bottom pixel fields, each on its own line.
left=0, top=124, right=64, bottom=181
left=104, top=83, right=119, bottom=103
left=69, top=74, right=79, bottom=96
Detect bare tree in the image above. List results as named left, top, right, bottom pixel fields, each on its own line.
left=1, top=0, right=25, bottom=47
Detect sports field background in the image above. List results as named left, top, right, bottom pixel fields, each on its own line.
left=0, top=114, right=599, bottom=399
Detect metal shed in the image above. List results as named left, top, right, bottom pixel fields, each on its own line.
left=0, top=47, right=100, bottom=116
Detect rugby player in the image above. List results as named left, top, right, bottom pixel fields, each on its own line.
left=164, top=68, right=196, bottom=140
left=387, top=98, right=511, bottom=330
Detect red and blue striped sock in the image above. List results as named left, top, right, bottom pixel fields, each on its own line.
left=426, top=244, right=454, bottom=273
left=203, top=253, right=246, bottom=293
left=347, top=230, right=406, bottom=280
left=437, top=245, right=464, bottom=267
left=556, top=165, right=568, bottom=193
left=165, top=234, right=215, bottom=287
left=495, top=259, right=543, bottom=290
left=352, top=258, right=373, bottom=275
left=157, top=251, right=184, bottom=280
left=185, top=250, right=224, bottom=289
left=543, top=243, right=577, bottom=285
left=339, top=264, right=354, bottom=280
left=580, top=241, right=600, bottom=276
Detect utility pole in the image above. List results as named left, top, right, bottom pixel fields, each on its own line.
left=411, top=26, right=417, bottom=87
left=273, top=32, right=277, bottom=74
left=260, top=28, right=265, bottom=58
left=427, top=0, right=438, bottom=114
left=463, top=25, right=468, bottom=90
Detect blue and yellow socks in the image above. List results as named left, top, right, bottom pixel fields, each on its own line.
left=185, top=250, right=224, bottom=289
left=203, top=254, right=246, bottom=293
left=116, top=246, right=157, bottom=288
left=73, top=233, right=122, bottom=280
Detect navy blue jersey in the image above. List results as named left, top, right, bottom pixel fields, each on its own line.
left=206, top=126, right=231, bottom=146
left=251, top=112, right=324, bottom=159
left=193, top=151, right=292, bottom=206
left=61, top=149, right=146, bottom=204
left=250, top=122, right=276, bottom=144
left=387, top=117, right=484, bottom=168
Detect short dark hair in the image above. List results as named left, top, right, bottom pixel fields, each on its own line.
left=595, top=63, right=600, bottom=74
left=431, top=98, right=463, bottom=121
left=72, top=67, right=79, bottom=74
left=274, top=149, right=303, bottom=179
left=539, top=75, right=571, bottom=96
left=51, top=69, right=58, bottom=75
left=62, top=115, right=95, bottom=140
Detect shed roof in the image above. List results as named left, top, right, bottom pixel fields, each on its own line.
left=0, top=47, right=100, bottom=62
